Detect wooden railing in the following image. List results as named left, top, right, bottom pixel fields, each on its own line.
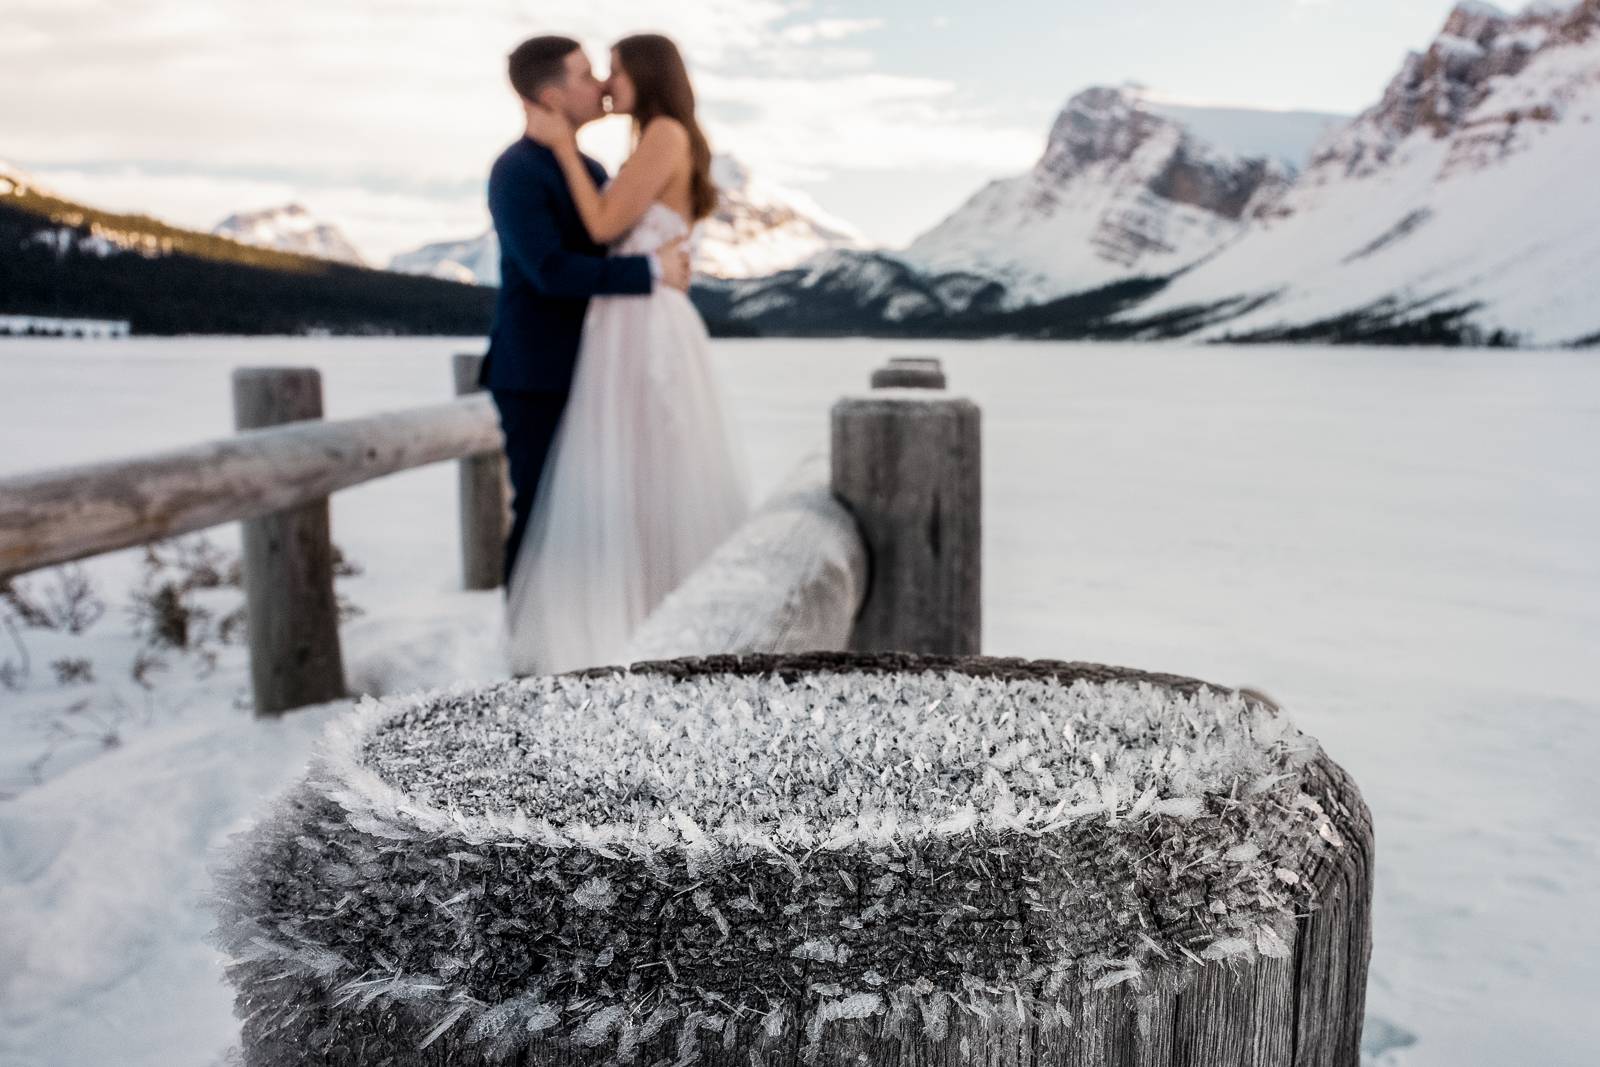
left=0, top=354, right=982, bottom=713
left=0, top=355, right=510, bottom=712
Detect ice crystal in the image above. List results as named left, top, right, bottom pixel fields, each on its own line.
left=213, top=655, right=1342, bottom=1064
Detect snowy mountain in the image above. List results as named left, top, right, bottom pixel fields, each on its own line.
left=2, top=162, right=176, bottom=260
left=1, top=176, right=493, bottom=334
left=901, top=87, right=1293, bottom=307
left=387, top=154, right=864, bottom=286
left=1142, top=102, right=1348, bottom=170
left=694, top=249, right=1008, bottom=335
left=1131, top=0, right=1600, bottom=346
left=212, top=204, right=366, bottom=267
left=0, top=161, right=59, bottom=204
left=388, top=233, right=498, bottom=286
left=695, top=155, right=866, bottom=278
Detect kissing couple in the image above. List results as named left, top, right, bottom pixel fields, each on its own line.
left=479, top=34, right=750, bottom=677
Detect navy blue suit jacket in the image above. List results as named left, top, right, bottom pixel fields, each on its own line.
left=481, top=138, right=653, bottom=394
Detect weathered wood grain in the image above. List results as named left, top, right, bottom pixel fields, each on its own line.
left=0, top=394, right=501, bottom=581
left=452, top=353, right=508, bottom=591
left=832, top=389, right=982, bottom=655
left=623, top=454, right=868, bottom=662
left=224, top=654, right=1371, bottom=1066
left=233, top=368, right=346, bottom=715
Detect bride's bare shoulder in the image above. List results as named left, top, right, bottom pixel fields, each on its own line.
left=639, top=116, right=690, bottom=149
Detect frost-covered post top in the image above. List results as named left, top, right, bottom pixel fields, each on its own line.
left=217, top=653, right=1372, bottom=1067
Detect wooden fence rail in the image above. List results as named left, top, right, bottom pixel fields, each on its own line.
left=623, top=454, right=868, bottom=662
left=0, top=353, right=980, bottom=713
left=0, top=394, right=501, bottom=582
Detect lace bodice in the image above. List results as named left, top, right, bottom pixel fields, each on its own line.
left=611, top=202, right=691, bottom=257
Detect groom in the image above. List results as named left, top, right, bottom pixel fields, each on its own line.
left=482, top=35, right=692, bottom=585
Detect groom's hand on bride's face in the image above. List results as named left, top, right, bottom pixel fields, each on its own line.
left=523, top=103, right=573, bottom=149
left=658, top=237, right=692, bottom=292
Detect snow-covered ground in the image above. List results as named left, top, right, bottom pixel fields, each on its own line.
left=1, top=337, right=1596, bottom=1066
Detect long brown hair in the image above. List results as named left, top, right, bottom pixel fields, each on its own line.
left=613, top=34, right=718, bottom=221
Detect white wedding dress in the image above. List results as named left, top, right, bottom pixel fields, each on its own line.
left=505, top=203, right=751, bottom=676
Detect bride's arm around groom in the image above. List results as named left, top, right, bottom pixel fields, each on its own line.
left=523, top=106, right=691, bottom=245
left=487, top=146, right=654, bottom=301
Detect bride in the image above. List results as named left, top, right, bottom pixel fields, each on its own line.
left=507, top=33, right=750, bottom=676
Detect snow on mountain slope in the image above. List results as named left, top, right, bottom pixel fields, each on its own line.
left=694, top=155, right=866, bottom=279
left=0, top=160, right=61, bottom=202
left=387, top=232, right=498, bottom=286
left=697, top=248, right=1006, bottom=334
left=1135, top=0, right=1600, bottom=346
left=901, top=87, right=1292, bottom=307
left=387, top=154, right=864, bottom=286
left=1142, top=102, right=1348, bottom=169
left=212, top=203, right=366, bottom=266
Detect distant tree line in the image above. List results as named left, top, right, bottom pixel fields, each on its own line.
left=0, top=190, right=495, bottom=336
left=1, top=177, right=1531, bottom=346
left=694, top=270, right=1519, bottom=347
left=1215, top=301, right=1519, bottom=348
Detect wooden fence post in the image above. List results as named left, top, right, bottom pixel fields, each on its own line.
left=219, top=654, right=1373, bottom=1067
left=452, top=353, right=507, bottom=590
left=832, top=358, right=981, bottom=655
left=870, top=355, right=947, bottom=389
left=232, top=367, right=346, bottom=715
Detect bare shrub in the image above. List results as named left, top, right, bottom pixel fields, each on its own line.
left=25, top=695, right=140, bottom=786
left=2, top=565, right=105, bottom=634
left=0, top=614, right=29, bottom=691
left=331, top=544, right=364, bottom=579
left=51, top=657, right=96, bottom=685
left=130, top=648, right=169, bottom=690
left=0, top=578, right=49, bottom=629
left=125, top=534, right=249, bottom=679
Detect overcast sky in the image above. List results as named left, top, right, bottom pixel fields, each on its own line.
left=4, top=0, right=1473, bottom=262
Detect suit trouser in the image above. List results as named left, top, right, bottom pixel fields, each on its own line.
left=489, top=389, right=568, bottom=589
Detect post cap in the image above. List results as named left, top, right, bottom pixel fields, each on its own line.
left=871, top=356, right=946, bottom=390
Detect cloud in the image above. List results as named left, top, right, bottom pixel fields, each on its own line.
left=3, top=0, right=1040, bottom=250
left=697, top=72, right=1042, bottom=183
left=779, top=18, right=887, bottom=45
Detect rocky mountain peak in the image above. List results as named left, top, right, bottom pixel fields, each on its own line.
left=213, top=203, right=366, bottom=267
left=388, top=153, right=864, bottom=286
left=1034, top=87, right=1289, bottom=220
left=1037, top=86, right=1167, bottom=178
left=696, top=153, right=865, bottom=279
left=1315, top=0, right=1597, bottom=177
left=903, top=86, right=1290, bottom=304
left=1131, top=0, right=1600, bottom=347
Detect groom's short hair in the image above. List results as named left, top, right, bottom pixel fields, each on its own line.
left=508, top=36, right=582, bottom=101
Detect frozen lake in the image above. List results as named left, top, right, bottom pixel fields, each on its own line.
left=1, top=336, right=1597, bottom=1066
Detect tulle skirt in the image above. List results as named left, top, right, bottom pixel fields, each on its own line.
left=505, top=288, right=750, bottom=676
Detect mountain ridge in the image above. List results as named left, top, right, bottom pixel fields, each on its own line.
left=388, top=153, right=864, bottom=286
left=8, top=1, right=1598, bottom=346
left=213, top=203, right=367, bottom=267
left=1127, top=0, right=1600, bottom=345
left=900, top=86, right=1293, bottom=307
left=0, top=163, right=493, bottom=335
